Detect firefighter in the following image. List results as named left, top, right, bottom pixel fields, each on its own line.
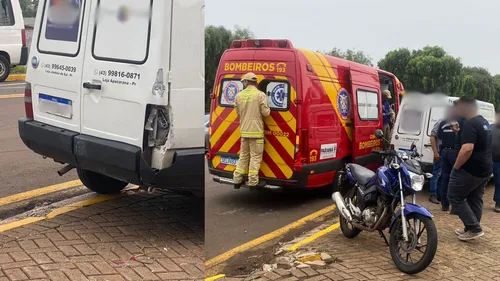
left=233, top=73, right=271, bottom=189
left=382, top=90, right=394, bottom=150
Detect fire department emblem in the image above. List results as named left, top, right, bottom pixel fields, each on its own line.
left=271, top=83, right=286, bottom=108
left=337, top=89, right=351, bottom=120
left=223, top=82, right=239, bottom=104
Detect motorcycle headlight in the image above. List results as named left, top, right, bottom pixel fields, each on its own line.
left=408, top=171, right=425, bottom=192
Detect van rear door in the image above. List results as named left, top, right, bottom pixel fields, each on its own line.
left=421, top=106, right=446, bottom=164
left=29, top=0, right=89, bottom=132
left=392, top=105, right=427, bottom=158
left=210, top=73, right=298, bottom=181
left=80, top=0, right=169, bottom=148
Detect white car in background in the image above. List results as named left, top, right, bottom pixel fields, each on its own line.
left=0, top=0, right=28, bottom=82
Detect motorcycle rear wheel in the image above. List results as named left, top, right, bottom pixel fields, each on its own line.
left=389, top=213, right=437, bottom=274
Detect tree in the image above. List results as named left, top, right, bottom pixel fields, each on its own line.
left=461, top=67, right=496, bottom=102
left=205, top=25, right=254, bottom=111
left=378, top=46, right=463, bottom=95
left=19, top=0, right=38, bottom=17
left=325, top=48, right=373, bottom=66
left=377, top=48, right=412, bottom=82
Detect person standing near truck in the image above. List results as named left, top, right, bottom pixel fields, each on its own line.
left=233, top=72, right=271, bottom=189
left=382, top=90, right=394, bottom=150
left=437, top=103, right=461, bottom=211
left=429, top=119, right=443, bottom=204
left=449, top=97, right=492, bottom=241
left=492, top=112, right=500, bottom=212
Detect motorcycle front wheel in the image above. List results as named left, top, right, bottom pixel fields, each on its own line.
left=389, top=213, right=438, bottom=274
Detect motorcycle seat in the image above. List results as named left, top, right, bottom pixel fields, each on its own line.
left=346, top=163, right=375, bottom=186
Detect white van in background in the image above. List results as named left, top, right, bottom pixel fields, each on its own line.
left=18, top=0, right=205, bottom=197
left=0, top=0, right=28, bottom=82
left=391, top=93, right=495, bottom=173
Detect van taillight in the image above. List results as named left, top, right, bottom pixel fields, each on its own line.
left=293, top=129, right=309, bottom=171
left=21, top=29, right=27, bottom=46
left=24, top=83, right=33, bottom=119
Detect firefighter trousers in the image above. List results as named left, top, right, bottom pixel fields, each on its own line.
left=233, top=138, right=265, bottom=186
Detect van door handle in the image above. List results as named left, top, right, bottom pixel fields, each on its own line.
left=424, top=144, right=432, bottom=147
left=83, top=82, right=102, bottom=90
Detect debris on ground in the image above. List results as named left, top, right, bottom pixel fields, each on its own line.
left=258, top=249, right=340, bottom=275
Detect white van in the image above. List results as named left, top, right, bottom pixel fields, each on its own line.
left=391, top=93, right=496, bottom=173
left=0, top=0, right=28, bottom=82
left=18, top=0, right=205, bottom=196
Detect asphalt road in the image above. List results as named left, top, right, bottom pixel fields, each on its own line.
left=205, top=165, right=333, bottom=260
left=0, top=82, right=78, bottom=198
left=0, top=81, right=25, bottom=95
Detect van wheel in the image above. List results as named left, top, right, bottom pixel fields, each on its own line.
left=77, top=168, right=128, bottom=194
left=0, top=55, right=10, bottom=82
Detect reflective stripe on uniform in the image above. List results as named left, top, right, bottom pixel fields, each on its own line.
left=248, top=169, right=259, bottom=175
left=256, top=139, right=264, bottom=144
left=241, top=131, right=264, bottom=138
left=235, top=167, right=246, bottom=174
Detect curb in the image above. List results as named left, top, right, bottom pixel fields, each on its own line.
left=6, top=74, right=26, bottom=82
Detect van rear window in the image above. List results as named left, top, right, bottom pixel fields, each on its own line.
left=219, top=79, right=243, bottom=107
left=37, top=0, right=85, bottom=56
left=398, top=108, right=423, bottom=136
left=0, top=0, right=15, bottom=26
left=92, top=0, right=152, bottom=64
left=261, top=81, right=290, bottom=111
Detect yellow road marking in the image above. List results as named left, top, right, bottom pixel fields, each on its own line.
left=205, top=205, right=336, bottom=268
left=0, top=187, right=138, bottom=233
left=0, top=180, right=82, bottom=207
left=0, top=217, right=45, bottom=233
left=46, top=194, right=123, bottom=219
left=0, top=94, right=23, bottom=99
left=205, top=274, right=226, bottom=281
left=287, top=222, right=340, bottom=251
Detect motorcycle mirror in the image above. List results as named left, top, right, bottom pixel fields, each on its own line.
left=410, top=142, right=416, bottom=150
left=425, top=173, right=433, bottom=179
left=374, top=129, right=384, bottom=139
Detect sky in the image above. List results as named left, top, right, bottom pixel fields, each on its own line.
left=206, top=0, right=500, bottom=74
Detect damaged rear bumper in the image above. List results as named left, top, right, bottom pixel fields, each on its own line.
left=18, top=118, right=204, bottom=193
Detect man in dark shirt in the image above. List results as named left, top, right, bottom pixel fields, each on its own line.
left=448, top=97, right=492, bottom=241
left=436, top=104, right=460, bottom=211
left=492, top=112, right=500, bottom=212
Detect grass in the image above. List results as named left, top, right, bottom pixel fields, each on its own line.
left=11, top=66, right=27, bottom=74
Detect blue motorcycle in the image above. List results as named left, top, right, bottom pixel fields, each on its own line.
left=332, top=129, right=437, bottom=274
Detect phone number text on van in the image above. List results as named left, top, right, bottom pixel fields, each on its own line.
left=107, top=70, right=141, bottom=80
left=49, top=64, right=77, bottom=73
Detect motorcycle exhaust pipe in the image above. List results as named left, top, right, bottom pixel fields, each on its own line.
left=332, top=192, right=353, bottom=222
